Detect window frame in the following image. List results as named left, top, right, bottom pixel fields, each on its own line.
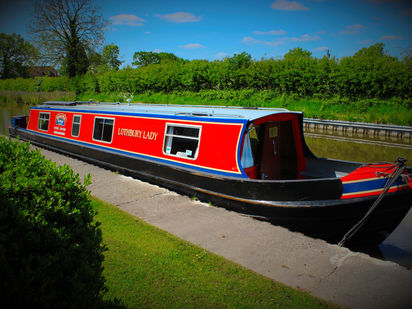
left=71, top=114, right=82, bottom=138
left=38, top=112, right=50, bottom=132
left=162, top=123, right=202, bottom=160
left=92, top=116, right=115, bottom=144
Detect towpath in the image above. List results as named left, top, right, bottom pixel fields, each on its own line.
left=37, top=146, right=412, bottom=309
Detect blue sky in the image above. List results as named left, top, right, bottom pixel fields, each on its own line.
left=1, top=0, right=411, bottom=66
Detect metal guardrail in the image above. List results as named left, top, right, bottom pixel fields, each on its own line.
left=303, top=118, right=412, bottom=139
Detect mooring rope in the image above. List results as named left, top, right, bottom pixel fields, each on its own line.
left=338, top=158, right=407, bottom=247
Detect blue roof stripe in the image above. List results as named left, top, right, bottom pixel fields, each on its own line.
left=32, top=106, right=250, bottom=124
left=32, top=102, right=296, bottom=122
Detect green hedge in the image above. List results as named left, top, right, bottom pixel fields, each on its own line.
left=0, top=47, right=410, bottom=102
left=0, top=137, right=106, bottom=308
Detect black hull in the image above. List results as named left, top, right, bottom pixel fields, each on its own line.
left=10, top=128, right=412, bottom=246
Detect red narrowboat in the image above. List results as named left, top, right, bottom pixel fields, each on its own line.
left=9, top=101, right=412, bottom=245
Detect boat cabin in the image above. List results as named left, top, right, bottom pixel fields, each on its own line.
left=20, top=102, right=307, bottom=180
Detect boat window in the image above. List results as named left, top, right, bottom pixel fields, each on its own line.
left=241, top=132, right=254, bottom=169
left=71, top=115, right=81, bottom=137
left=163, top=124, right=201, bottom=159
left=38, top=112, right=50, bottom=131
left=248, top=126, right=262, bottom=164
left=93, top=117, right=114, bottom=143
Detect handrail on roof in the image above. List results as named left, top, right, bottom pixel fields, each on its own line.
left=43, top=100, right=100, bottom=106
left=93, top=101, right=289, bottom=112
left=41, top=100, right=290, bottom=113
left=174, top=112, right=245, bottom=118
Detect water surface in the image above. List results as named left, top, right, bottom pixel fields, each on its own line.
left=306, top=133, right=412, bottom=268
left=0, top=102, right=30, bottom=135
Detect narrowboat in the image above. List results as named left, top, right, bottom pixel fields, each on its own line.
left=9, top=101, right=412, bottom=245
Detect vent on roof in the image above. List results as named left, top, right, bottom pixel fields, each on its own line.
left=175, top=112, right=212, bottom=117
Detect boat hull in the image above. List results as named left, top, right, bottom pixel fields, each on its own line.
left=10, top=127, right=412, bottom=246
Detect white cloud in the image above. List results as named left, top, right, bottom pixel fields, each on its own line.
left=289, top=34, right=320, bottom=42
left=179, top=43, right=205, bottom=49
left=153, top=49, right=163, bottom=53
left=241, top=36, right=285, bottom=46
left=381, top=35, right=404, bottom=41
left=156, top=12, right=201, bottom=23
left=313, top=46, right=329, bottom=52
left=359, top=39, right=373, bottom=45
left=110, top=14, right=145, bottom=26
left=242, top=33, right=319, bottom=47
left=271, top=0, right=309, bottom=11
left=215, top=52, right=229, bottom=59
left=241, top=37, right=262, bottom=45
left=265, top=40, right=286, bottom=47
left=340, top=24, right=364, bottom=34
left=252, top=29, right=287, bottom=36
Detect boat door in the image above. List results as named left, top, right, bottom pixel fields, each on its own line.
left=260, top=122, right=281, bottom=179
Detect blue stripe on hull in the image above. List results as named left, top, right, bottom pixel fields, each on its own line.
left=21, top=129, right=248, bottom=179
left=343, top=177, right=406, bottom=194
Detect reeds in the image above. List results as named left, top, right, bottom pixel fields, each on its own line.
left=0, top=90, right=76, bottom=105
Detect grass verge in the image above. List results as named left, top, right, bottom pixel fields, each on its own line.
left=92, top=197, right=338, bottom=308
left=4, top=89, right=410, bottom=126
left=78, top=91, right=412, bottom=126
left=0, top=90, right=75, bottom=105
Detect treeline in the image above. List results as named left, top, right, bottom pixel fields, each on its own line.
left=0, top=44, right=411, bottom=103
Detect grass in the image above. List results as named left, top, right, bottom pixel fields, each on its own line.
left=92, top=197, right=338, bottom=308
left=0, top=90, right=75, bottom=105
left=77, top=91, right=412, bottom=126
left=3, top=89, right=411, bottom=126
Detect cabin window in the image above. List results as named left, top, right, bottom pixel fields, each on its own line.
left=93, top=117, right=114, bottom=143
left=163, top=124, right=201, bottom=159
left=71, top=115, right=81, bottom=137
left=38, top=112, right=50, bottom=131
left=241, top=132, right=254, bottom=169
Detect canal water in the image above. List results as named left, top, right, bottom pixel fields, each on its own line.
left=305, top=133, right=412, bottom=268
left=1, top=102, right=412, bottom=268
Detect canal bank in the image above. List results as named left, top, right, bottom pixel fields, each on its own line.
left=304, top=118, right=412, bottom=141
left=28, top=144, right=411, bottom=309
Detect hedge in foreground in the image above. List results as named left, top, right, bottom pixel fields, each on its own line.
left=0, top=137, right=107, bottom=308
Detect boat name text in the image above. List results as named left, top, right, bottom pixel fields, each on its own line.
left=117, top=128, right=158, bottom=140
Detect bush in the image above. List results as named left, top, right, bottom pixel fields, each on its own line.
left=0, top=137, right=107, bottom=308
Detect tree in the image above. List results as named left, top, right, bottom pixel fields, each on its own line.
left=30, top=0, right=107, bottom=77
left=353, top=43, right=387, bottom=58
left=132, top=51, right=181, bottom=67
left=87, top=50, right=104, bottom=73
left=102, top=43, right=123, bottom=70
left=284, top=47, right=312, bottom=59
left=0, top=33, right=38, bottom=78
left=226, top=52, right=252, bottom=69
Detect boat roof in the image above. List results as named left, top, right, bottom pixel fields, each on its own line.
left=37, top=101, right=301, bottom=121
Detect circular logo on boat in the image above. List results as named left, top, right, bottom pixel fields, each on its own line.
left=56, top=113, right=67, bottom=126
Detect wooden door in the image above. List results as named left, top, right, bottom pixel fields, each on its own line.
left=260, top=122, right=281, bottom=180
